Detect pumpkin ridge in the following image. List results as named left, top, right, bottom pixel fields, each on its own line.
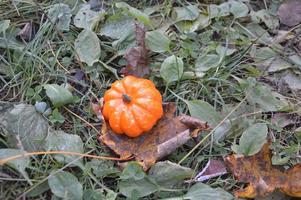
left=129, top=106, right=144, bottom=131
left=120, top=78, right=129, bottom=94
left=111, top=83, right=124, bottom=94
left=133, top=100, right=157, bottom=118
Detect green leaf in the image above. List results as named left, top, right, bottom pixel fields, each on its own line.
left=115, top=2, right=152, bottom=26
left=245, top=23, right=273, bottom=44
left=75, top=29, right=101, bottom=66
left=172, top=5, right=200, bottom=22
left=145, top=30, right=170, bottom=53
left=195, top=54, right=220, bottom=72
left=120, top=161, right=145, bottom=180
left=48, top=171, right=83, bottom=200
left=161, top=183, right=233, bottom=200
left=253, top=9, right=279, bottom=29
left=83, top=189, right=104, bottom=200
left=47, top=3, right=71, bottom=31
left=237, top=123, right=268, bottom=156
left=74, top=4, right=105, bottom=30
left=45, top=130, right=84, bottom=165
left=148, top=161, right=193, bottom=188
left=44, top=84, right=77, bottom=108
left=27, top=182, right=50, bottom=197
left=0, top=102, right=49, bottom=151
left=209, top=3, right=230, bottom=18
left=100, top=12, right=135, bottom=39
left=0, top=149, right=31, bottom=182
left=112, top=27, right=135, bottom=55
left=246, top=80, right=289, bottom=111
left=0, top=20, right=10, bottom=32
left=160, top=55, right=184, bottom=84
left=118, top=178, right=158, bottom=199
left=268, top=58, right=292, bottom=72
left=86, top=159, right=119, bottom=178
left=175, top=14, right=210, bottom=33
left=187, top=100, right=221, bottom=126
left=216, top=45, right=236, bottom=56
left=49, top=108, right=65, bottom=123
left=183, top=183, right=233, bottom=200
left=229, top=0, right=249, bottom=18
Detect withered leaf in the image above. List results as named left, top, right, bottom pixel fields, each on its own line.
left=278, top=0, right=301, bottom=27
left=194, top=159, right=227, bottom=182
left=224, top=142, right=301, bottom=198
left=16, top=22, right=37, bottom=42
left=122, top=23, right=150, bottom=77
left=100, top=103, right=209, bottom=170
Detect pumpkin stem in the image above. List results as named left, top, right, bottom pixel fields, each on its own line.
left=122, top=94, right=132, bottom=103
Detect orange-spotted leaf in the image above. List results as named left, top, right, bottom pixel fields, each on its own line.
left=224, top=142, right=301, bottom=198
left=100, top=103, right=210, bottom=170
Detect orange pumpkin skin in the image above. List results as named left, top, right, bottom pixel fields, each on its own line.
left=103, top=76, right=163, bottom=137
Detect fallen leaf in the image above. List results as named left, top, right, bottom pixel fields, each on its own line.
left=16, top=22, right=37, bottom=42
left=194, top=159, right=227, bottom=182
left=224, top=142, right=301, bottom=198
left=100, top=103, right=209, bottom=169
left=278, top=0, right=301, bottom=27
left=122, top=23, right=150, bottom=77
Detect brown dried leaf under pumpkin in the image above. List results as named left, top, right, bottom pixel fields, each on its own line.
left=224, top=142, right=301, bottom=198
left=100, top=103, right=210, bottom=170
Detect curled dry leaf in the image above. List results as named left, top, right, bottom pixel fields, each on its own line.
left=278, top=0, right=301, bottom=27
left=100, top=103, right=210, bottom=169
left=16, top=22, right=37, bottom=42
left=194, top=159, right=227, bottom=182
left=121, top=23, right=150, bottom=77
left=224, top=142, right=301, bottom=198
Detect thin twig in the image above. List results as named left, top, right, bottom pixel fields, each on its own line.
left=47, top=41, right=70, bottom=74
left=0, top=150, right=130, bottom=165
left=64, top=106, right=99, bottom=133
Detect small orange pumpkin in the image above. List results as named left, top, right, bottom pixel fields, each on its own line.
left=103, top=76, right=163, bottom=137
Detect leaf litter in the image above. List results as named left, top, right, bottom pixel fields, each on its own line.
left=225, top=142, right=301, bottom=198
left=100, top=102, right=210, bottom=169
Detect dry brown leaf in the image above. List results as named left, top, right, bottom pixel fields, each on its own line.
left=121, top=23, right=150, bottom=77
left=100, top=103, right=209, bottom=170
left=194, top=159, right=227, bottom=182
left=278, top=0, right=301, bottom=27
left=16, top=22, right=37, bottom=42
left=224, top=142, right=301, bottom=198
